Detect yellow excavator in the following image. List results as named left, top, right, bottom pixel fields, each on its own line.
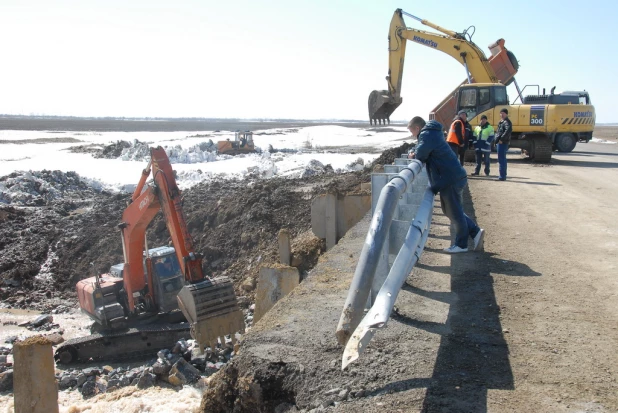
left=369, top=9, right=595, bottom=162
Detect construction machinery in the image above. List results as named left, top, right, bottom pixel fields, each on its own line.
left=217, top=130, right=256, bottom=155
left=55, top=146, right=245, bottom=363
left=369, top=9, right=595, bottom=162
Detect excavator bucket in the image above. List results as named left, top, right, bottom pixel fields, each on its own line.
left=176, top=276, right=245, bottom=351
left=368, top=90, right=402, bottom=125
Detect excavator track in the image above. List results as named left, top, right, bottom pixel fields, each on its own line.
left=54, top=323, right=191, bottom=364
left=531, top=135, right=553, bottom=163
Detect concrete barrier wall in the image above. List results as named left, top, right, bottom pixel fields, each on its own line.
left=254, top=264, right=300, bottom=323
left=311, top=193, right=371, bottom=250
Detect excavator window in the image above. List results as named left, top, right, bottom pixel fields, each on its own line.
left=460, top=89, right=477, bottom=108
left=479, top=89, right=490, bottom=105
left=154, top=257, right=180, bottom=278
left=494, top=87, right=508, bottom=105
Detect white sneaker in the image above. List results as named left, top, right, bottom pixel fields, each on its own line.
left=473, top=229, right=485, bottom=251
left=443, top=245, right=468, bottom=254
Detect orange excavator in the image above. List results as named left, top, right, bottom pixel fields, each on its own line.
left=55, top=147, right=244, bottom=363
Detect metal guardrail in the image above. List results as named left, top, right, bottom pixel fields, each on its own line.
left=335, top=157, right=434, bottom=369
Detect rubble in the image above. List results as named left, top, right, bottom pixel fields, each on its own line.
left=0, top=369, right=13, bottom=392
left=51, top=337, right=238, bottom=398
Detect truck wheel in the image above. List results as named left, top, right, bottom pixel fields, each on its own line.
left=555, top=133, right=577, bottom=153
left=532, top=136, right=553, bottom=163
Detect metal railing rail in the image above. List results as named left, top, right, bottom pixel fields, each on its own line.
left=335, top=159, right=431, bottom=352
left=342, top=186, right=434, bottom=369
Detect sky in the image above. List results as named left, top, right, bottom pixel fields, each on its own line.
left=0, top=0, right=615, bottom=122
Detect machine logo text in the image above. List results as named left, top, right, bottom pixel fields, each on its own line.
left=412, top=35, right=438, bottom=48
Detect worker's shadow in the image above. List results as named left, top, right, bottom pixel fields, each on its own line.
left=369, top=184, right=532, bottom=412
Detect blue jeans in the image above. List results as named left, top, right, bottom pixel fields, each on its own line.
left=439, top=179, right=480, bottom=249
left=475, top=150, right=490, bottom=175
left=497, top=143, right=508, bottom=179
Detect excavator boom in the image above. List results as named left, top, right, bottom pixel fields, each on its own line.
left=368, top=9, right=517, bottom=125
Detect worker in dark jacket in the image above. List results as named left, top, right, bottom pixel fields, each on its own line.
left=408, top=116, right=485, bottom=253
left=494, top=108, right=512, bottom=181
left=446, top=110, right=472, bottom=166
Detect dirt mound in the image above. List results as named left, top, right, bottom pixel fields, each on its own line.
left=0, top=142, right=404, bottom=311
left=370, top=142, right=414, bottom=167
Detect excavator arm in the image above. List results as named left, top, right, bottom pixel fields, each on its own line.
left=119, top=146, right=244, bottom=351
left=369, top=9, right=517, bottom=125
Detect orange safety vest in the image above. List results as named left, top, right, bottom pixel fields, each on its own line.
left=446, top=119, right=465, bottom=146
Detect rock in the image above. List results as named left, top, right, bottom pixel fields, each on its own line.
left=107, top=378, right=120, bottom=390
left=236, top=296, right=250, bottom=308
left=95, top=378, right=108, bottom=393
left=172, top=339, right=188, bottom=354
left=136, top=373, right=155, bottom=389
left=130, top=378, right=139, bottom=386
left=102, top=365, right=113, bottom=374
left=4, top=336, right=18, bottom=344
left=152, top=361, right=172, bottom=376
left=337, top=388, right=349, bottom=401
left=169, top=358, right=201, bottom=384
left=30, top=314, right=53, bottom=328
left=76, top=373, right=87, bottom=387
left=81, top=380, right=96, bottom=397
left=0, top=370, right=13, bottom=392
left=125, top=371, right=137, bottom=382
left=83, top=367, right=100, bottom=377
left=58, top=374, right=77, bottom=389
left=0, top=355, right=6, bottom=365
left=44, top=333, right=64, bottom=345
left=119, top=376, right=131, bottom=387
left=168, top=372, right=186, bottom=387
left=241, top=277, right=256, bottom=292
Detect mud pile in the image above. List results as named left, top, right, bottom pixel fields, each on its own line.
left=0, top=142, right=410, bottom=311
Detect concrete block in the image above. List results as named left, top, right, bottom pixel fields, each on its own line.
left=13, top=336, right=58, bottom=413
left=254, top=264, right=300, bottom=323
left=311, top=193, right=371, bottom=250
left=278, top=229, right=291, bottom=265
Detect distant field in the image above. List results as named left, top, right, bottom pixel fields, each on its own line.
left=593, top=126, right=618, bottom=142
left=0, top=116, right=373, bottom=132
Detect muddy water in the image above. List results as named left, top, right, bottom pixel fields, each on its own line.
left=0, top=307, right=93, bottom=352
left=0, top=308, right=204, bottom=412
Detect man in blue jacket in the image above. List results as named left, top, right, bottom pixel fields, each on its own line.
left=408, top=116, right=485, bottom=253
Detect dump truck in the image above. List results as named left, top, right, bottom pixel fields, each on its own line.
left=369, top=9, right=595, bottom=162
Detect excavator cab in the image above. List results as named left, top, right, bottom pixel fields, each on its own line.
left=149, top=248, right=185, bottom=313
